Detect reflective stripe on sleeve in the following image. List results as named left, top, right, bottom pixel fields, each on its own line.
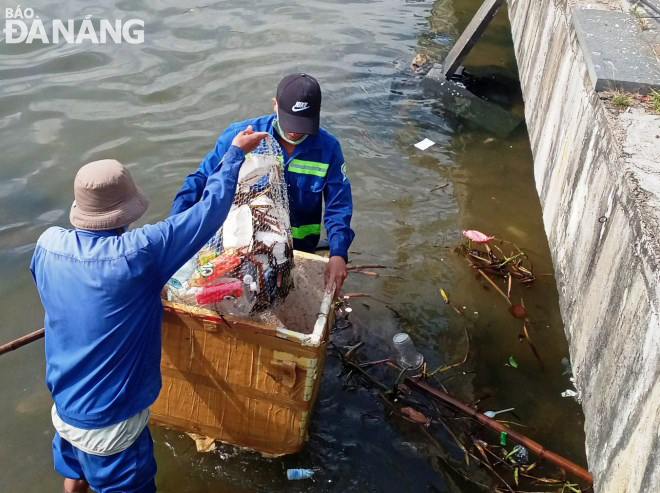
left=291, top=224, right=321, bottom=239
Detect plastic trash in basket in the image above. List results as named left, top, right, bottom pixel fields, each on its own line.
left=167, top=135, right=294, bottom=316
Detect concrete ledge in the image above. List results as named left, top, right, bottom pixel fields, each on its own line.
left=573, top=9, right=660, bottom=93
left=507, top=1, right=660, bottom=492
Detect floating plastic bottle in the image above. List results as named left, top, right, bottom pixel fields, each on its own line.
left=392, top=333, right=424, bottom=369
left=286, top=468, right=314, bottom=480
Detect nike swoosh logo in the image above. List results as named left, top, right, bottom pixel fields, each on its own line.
left=292, top=102, right=310, bottom=112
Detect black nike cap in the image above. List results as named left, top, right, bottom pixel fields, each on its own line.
left=276, top=73, right=321, bottom=135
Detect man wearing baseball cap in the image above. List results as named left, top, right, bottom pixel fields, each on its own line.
left=170, top=73, right=355, bottom=296
left=30, top=128, right=267, bottom=493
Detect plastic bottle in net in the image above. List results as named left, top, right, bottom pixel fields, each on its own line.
left=167, top=135, right=295, bottom=316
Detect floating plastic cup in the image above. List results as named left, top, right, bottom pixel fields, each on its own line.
left=392, top=333, right=424, bottom=370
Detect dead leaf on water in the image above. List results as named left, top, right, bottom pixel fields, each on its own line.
left=400, top=406, right=430, bottom=425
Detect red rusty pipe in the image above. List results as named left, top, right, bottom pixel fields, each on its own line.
left=385, top=361, right=593, bottom=484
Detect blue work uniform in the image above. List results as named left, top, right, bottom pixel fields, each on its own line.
left=30, top=146, right=245, bottom=492
left=169, top=114, right=355, bottom=261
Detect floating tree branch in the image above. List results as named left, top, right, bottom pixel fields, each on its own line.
left=456, top=239, right=544, bottom=367
left=331, top=343, right=592, bottom=488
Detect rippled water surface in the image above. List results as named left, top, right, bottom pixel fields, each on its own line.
left=0, top=1, right=587, bottom=491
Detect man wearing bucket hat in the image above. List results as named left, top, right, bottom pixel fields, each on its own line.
left=30, top=128, right=267, bottom=493
left=170, top=73, right=355, bottom=297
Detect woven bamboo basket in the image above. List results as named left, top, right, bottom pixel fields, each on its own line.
left=150, top=251, right=333, bottom=456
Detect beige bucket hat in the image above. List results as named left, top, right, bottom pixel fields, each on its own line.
left=70, top=159, right=149, bottom=231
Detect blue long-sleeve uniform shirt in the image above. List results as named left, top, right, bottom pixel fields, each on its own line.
left=30, top=146, right=245, bottom=429
left=169, top=114, right=355, bottom=261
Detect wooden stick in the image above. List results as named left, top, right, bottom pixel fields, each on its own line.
left=0, top=328, right=45, bottom=356
left=476, top=268, right=512, bottom=305
left=347, top=264, right=392, bottom=271
left=430, top=183, right=450, bottom=192
left=426, top=323, right=470, bottom=376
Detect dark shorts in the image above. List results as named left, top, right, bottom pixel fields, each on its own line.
left=53, top=426, right=157, bottom=493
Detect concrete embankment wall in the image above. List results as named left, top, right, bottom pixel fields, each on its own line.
left=506, top=1, right=659, bottom=492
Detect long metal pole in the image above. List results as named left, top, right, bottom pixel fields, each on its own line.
left=0, top=328, right=45, bottom=356
left=386, top=362, right=593, bottom=484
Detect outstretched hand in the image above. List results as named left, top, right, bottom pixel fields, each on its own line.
left=231, top=125, right=269, bottom=154
left=324, top=255, right=347, bottom=299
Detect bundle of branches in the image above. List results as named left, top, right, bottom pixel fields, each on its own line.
left=456, top=241, right=535, bottom=286
left=454, top=233, right=543, bottom=365
left=331, top=343, right=592, bottom=493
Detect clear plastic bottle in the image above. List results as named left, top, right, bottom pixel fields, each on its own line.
left=218, top=274, right=259, bottom=317
left=167, top=258, right=198, bottom=302
left=168, top=282, right=198, bottom=305
left=241, top=261, right=260, bottom=297
left=169, top=258, right=196, bottom=289
left=286, top=468, right=314, bottom=480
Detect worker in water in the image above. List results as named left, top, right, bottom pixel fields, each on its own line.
left=30, top=128, right=267, bottom=493
left=170, top=73, right=355, bottom=296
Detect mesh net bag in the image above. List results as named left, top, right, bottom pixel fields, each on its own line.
left=167, top=136, right=295, bottom=316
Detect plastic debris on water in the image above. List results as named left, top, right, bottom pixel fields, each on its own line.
left=286, top=468, right=314, bottom=480
left=414, top=138, right=435, bottom=150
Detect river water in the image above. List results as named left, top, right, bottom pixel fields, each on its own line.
left=0, top=1, right=588, bottom=491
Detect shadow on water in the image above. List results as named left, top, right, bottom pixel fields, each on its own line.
left=0, top=0, right=586, bottom=491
